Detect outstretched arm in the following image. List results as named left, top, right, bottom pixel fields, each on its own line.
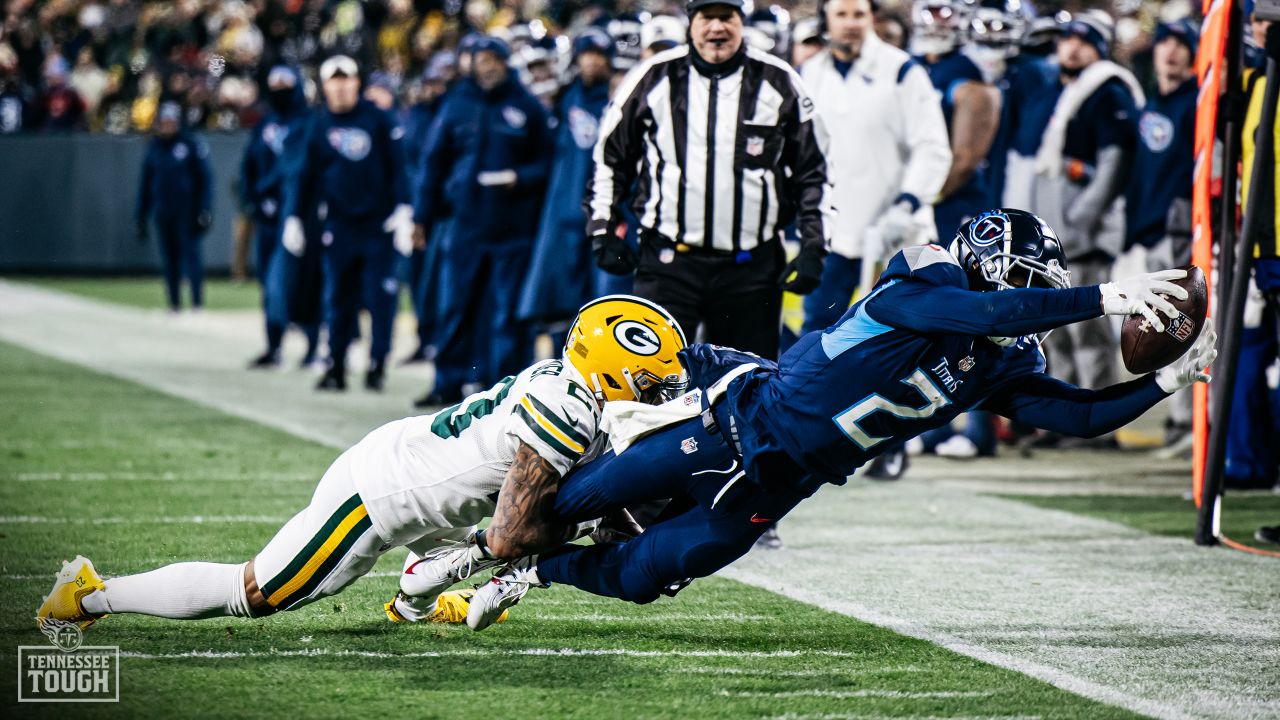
left=980, top=373, right=1168, bottom=439
left=484, top=441, right=577, bottom=560
left=866, top=280, right=1104, bottom=338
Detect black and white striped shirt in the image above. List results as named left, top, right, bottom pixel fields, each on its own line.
left=587, top=45, right=834, bottom=253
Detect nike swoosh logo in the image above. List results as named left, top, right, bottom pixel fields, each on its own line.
left=750, top=514, right=774, bottom=524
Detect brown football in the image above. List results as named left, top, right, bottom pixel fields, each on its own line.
left=1120, top=264, right=1208, bottom=375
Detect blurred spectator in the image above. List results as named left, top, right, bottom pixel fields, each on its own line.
left=1120, top=18, right=1198, bottom=446
left=790, top=15, right=822, bottom=66
left=400, top=51, right=457, bottom=366
left=283, top=54, right=413, bottom=393
left=412, top=36, right=553, bottom=406
left=874, top=7, right=910, bottom=51
left=135, top=100, right=213, bottom=312
left=0, top=42, right=30, bottom=133
left=1029, top=10, right=1142, bottom=447
left=69, top=47, right=109, bottom=119
left=518, top=28, right=627, bottom=338
left=35, top=54, right=86, bottom=131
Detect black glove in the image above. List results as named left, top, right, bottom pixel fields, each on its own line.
left=778, top=245, right=826, bottom=295
left=135, top=218, right=149, bottom=243
left=195, top=210, right=213, bottom=233
left=592, top=229, right=638, bottom=275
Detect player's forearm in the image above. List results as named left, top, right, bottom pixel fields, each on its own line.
left=1013, top=376, right=1168, bottom=438
left=870, top=284, right=1103, bottom=337
left=485, top=441, right=577, bottom=560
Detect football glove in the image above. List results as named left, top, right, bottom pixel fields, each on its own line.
left=476, top=169, right=517, bottom=188
left=383, top=204, right=415, bottom=256
left=779, top=245, right=826, bottom=295
left=1155, top=326, right=1218, bottom=393
left=282, top=216, right=306, bottom=257
left=876, top=200, right=916, bottom=251
left=1099, top=268, right=1188, bottom=333
left=592, top=228, right=638, bottom=275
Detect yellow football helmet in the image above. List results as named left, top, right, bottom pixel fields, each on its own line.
left=563, top=295, right=688, bottom=404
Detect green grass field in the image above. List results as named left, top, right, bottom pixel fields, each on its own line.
left=21, top=277, right=263, bottom=311
left=0, top=340, right=1147, bottom=719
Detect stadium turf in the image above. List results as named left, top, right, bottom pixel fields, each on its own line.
left=20, top=277, right=262, bottom=311
left=1001, top=493, right=1280, bottom=552
left=0, top=339, right=1145, bottom=719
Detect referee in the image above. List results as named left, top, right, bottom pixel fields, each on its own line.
left=587, top=0, right=834, bottom=360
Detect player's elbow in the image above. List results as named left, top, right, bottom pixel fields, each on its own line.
left=482, top=532, right=525, bottom=561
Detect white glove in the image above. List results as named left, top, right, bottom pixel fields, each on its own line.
left=476, top=169, right=517, bottom=187
left=282, top=216, right=306, bottom=257
left=1098, top=268, right=1189, bottom=333
left=382, top=204, right=415, bottom=257
left=876, top=201, right=915, bottom=251
left=1155, top=326, right=1218, bottom=393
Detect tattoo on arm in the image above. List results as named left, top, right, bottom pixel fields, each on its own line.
left=486, top=441, right=574, bottom=559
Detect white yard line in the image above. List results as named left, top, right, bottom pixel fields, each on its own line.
left=3, top=279, right=1278, bottom=720
left=720, top=689, right=993, bottom=699
left=121, top=647, right=872, bottom=660
left=0, top=515, right=285, bottom=524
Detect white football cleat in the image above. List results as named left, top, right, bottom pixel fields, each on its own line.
left=402, top=539, right=502, bottom=602
left=466, top=557, right=546, bottom=631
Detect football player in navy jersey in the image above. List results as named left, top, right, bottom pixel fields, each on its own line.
left=458, top=209, right=1218, bottom=628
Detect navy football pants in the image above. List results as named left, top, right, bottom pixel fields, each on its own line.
left=321, top=221, right=399, bottom=370
left=153, top=216, right=203, bottom=310
left=433, top=238, right=532, bottom=397
left=538, top=415, right=819, bottom=604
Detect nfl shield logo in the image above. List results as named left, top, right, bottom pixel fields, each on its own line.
left=1166, top=313, right=1194, bottom=342
left=958, top=356, right=975, bottom=372
left=745, top=136, right=764, bottom=157
left=681, top=438, right=698, bottom=455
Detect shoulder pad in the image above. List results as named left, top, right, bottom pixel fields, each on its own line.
left=878, top=246, right=968, bottom=288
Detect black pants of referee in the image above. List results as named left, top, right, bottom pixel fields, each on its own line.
left=632, top=235, right=785, bottom=361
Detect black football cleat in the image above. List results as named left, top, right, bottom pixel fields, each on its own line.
left=1255, top=527, right=1280, bottom=545
left=316, top=367, right=347, bottom=392
left=864, top=446, right=908, bottom=481
left=365, top=363, right=385, bottom=392
left=247, top=350, right=281, bottom=370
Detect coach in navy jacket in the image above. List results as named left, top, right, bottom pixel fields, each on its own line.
left=136, top=101, right=212, bottom=312
left=413, top=36, right=553, bottom=405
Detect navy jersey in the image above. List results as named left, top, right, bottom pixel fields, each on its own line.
left=136, top=132, right=212, bottom=224
left=690, top=245, right=1166, bottom=483
left=240, top=79, right=309, bottom=223
left=1062, top=77, right=1138, bottom=166
left=1005, top=55, right=1061, bottom=157
left=1124, top=78, right=1196, bottom=249
left=286, top=99, right=409, bottom=225
left=414, top=76, right=553, bottom=245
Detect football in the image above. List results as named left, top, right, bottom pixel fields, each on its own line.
left=1120, top=264, right=1209, bottom=374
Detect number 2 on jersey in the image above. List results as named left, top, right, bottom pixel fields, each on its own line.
left=832, top=369, right=952, bottom=450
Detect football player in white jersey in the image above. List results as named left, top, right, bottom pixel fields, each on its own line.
left=37, top=296, right=687, bottom=630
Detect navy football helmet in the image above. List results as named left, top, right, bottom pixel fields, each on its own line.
left=948, top=209, right=1070, bottom=293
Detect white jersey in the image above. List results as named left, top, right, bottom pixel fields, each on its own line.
left=800, top=35, right=951, bottom=259
left=348, top=359, right=607, bottom=547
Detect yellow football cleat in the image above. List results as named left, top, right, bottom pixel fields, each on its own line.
left=36, top=556, right=107, bottom=631
left=385, top=589, right=509, bottom=624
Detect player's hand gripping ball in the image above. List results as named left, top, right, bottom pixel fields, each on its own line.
left=1120, top=264, right=1208, bottom=375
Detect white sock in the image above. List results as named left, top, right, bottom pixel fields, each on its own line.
left=81, top=562, right=252, bottom=619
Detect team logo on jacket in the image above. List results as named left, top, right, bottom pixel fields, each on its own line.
left=613, top=320, right=661, bottom=356
left=171, top=142, right=189, bottom=160
left=969, top=211, right=1008, bottom=247
left=263, top=122, right=289, bottom=155
left=1139, top=111, right=1174, bottom=153
left=327, top=127, right=372, bottom=161
left=502, top=106, right=527, bottom=129
left=567, top=106, right=598, bottom=150
left=681, top=437, right=698, bottom=454
left=745, top=136, right=764, bottom=157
